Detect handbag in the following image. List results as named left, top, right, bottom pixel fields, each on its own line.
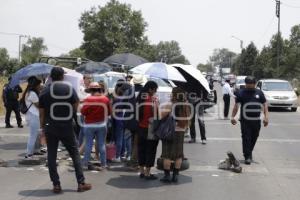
left=153, top=114, right=176, bottom=141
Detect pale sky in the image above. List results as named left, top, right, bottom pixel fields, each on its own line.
left=0, top=0, right=299, bottom=65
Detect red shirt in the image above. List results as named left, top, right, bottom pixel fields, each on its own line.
left=139, top=95, right=158, bottom=128
left=81, top=95, right=111, bottom=124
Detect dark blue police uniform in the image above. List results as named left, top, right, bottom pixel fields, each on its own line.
left=235, top=88, right=266, bottom=160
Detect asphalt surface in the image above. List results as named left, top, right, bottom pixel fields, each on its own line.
left=0, top=83, right=300, bottom=200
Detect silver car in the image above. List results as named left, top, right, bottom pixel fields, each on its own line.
left=256, top=79, right=298, bottom=112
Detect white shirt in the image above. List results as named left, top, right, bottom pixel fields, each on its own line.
left=222, top=82, right=234, bottom=96
left=25, top=91, right=39, bottom=116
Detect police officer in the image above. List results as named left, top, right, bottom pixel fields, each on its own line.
left=231, top=76, right=269, bottom=165
left=222, top=79, right=234, bottom=119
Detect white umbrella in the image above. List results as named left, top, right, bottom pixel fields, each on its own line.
left=171, top=64, right=211, bottom=94
left=130, top=62, right=186, bottom=82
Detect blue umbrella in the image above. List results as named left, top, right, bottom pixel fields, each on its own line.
left=9, top=63, right=54, bottom=87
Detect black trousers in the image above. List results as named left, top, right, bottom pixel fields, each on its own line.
left=5, top=103, right=22, bottom=126
left=137, top=127, right=159, bottom=168
left=190, top=104, right=206, bottom=140
left=240, top=120, right=261, bottom=159
left=223, top=94, right=230, bottom=118
left=45, top=123, right=85, bottom=186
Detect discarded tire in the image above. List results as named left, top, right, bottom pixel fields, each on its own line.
left=156, top=157, right=190, bottom=171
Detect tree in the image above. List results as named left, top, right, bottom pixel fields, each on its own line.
left=21, top=37, right=47, bottom=65
left=153, top=41, right=189, bottom=64
left=209, top=48, right=236, bottom=69
left=197, top=63, right=213, bottom=72
left=68, top=48, right=86, bottom=58
left=79, top=0, right=147, bottom=61
left=0, top=48, right=10, bottom=73
left=238, top=42, right=258, bottom=75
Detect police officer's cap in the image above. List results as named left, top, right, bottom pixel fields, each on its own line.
left=245, top=76, right=256, bottom=84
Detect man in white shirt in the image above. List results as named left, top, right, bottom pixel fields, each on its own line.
left=222, top=79, right=234, bottom=119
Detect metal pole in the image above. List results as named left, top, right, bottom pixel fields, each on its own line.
left=18, top=35, right=22, bottom=62
left=276, top=0, right=281, bottom=68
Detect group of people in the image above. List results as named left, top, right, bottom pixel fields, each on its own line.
left=2, top=66, right=204, bottom=193
left=2, top=67, right=270, bottom=192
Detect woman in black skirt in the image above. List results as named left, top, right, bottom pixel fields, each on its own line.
left=160, top=87, right=191, bottom=183
left=136, top=81, right=159, bottom=180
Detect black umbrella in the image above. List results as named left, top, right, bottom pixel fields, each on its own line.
left=75, top=61, right=111, bottom=74
left=103, top=53, right=148, bottom=67
left=172, top=67, right=209, bottom=98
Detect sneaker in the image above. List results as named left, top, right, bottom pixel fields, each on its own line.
left=126, top=156, right=131, bottom=161
left=18, top=124, right=23, bottom=128
left=188, top=139, right=196, bottom=143
left=201, top=139, right=207, bottom=145
left=40, top=147, right=47, bottom=153
left=33, top=151, right=44, bottom=156
left=52, top=185, right=62, bottom=194
left=77, top=183, right=92, bottom=192
left=112, top=158, right=121, bottom=163
left=5, top=125, right=13, bottom=128
left=245, top=158, right=251, bottom=165
left=24, top=154, right=33, bottom=159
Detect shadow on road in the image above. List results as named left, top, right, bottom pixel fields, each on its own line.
left=19, top=189, right=76, bottom=197
left=106, top=174, right=192, bottom=189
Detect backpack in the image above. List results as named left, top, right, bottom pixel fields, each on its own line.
left=19, top=97, right=32, bottom=114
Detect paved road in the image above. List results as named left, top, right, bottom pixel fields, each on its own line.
left=0, top=83, right=300, bottom=200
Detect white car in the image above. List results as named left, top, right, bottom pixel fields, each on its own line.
left=235, top=76, right=247, bottom=90
left=256, top=79, right=298, bottom=112
left=92, top=72, right=173, bottom=103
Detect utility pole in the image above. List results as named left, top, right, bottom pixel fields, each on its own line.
left=276, top=0, right=281, bottom=68
left=0, top=32, right=29, bottom=62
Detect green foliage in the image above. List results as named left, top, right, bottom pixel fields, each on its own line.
left=209, top=48, right=236, bottom=68
left=79, top=0, right=147, bottom=61
left=153, top=41, right=189, bottom=64
left=225, top=24, right=300, bottom=81
left=0, top=48, right=21, bottom=75
left=21, top=37, right=47, bottom=66
left=197, top=63, right=213, bottom=72
left=237, top=42, right=258, bottom=76
left=68, top=48, right=86, bottom=58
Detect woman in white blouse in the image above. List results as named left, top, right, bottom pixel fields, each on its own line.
left=22, top=76, right=42, bottom=158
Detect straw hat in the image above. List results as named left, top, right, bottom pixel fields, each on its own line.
left=85, top=82, right=101, bottom=93
left=131, top=74, right=147, bottom=85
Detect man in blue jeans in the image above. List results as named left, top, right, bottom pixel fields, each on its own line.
left=39, top=67, right=91, bottom=193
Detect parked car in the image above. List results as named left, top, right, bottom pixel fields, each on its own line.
left=92, top=72, right=173, bottom=103
left=256, top=79, right=298, bottom=112
left=235, top=76, right=247, bottom=90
